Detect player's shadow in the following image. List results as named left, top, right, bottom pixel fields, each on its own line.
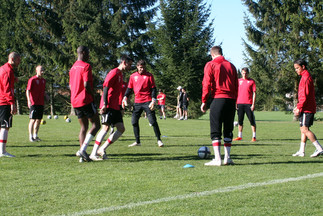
left=234, top=160, right=323, bottom=166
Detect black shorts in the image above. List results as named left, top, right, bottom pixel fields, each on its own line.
left=101, top=108, right=123, bottom=125
left=74, top=102, right=98, bottom=119
left=29, top=105, right=44, bottom=119
left=158, top=105, right=165, bottom=110
left=132, top=102, right=157, bottom=125
left=0, top=105, right=13, bottom=128
left=182, top=104, right=188, bottom=111
left=299, top=112, right=314, bottom=127
left=237, top=104, right=256, bottom=126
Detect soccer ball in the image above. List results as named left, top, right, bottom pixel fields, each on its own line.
left=54, top=115, right=58, bottom=119
left=47, top=115, right=52, bottom=119
left=64, top=115, right=68, bottom=120
left=198, top=146, right=211, bottom=159
left=65, top=118, right=71, bottom=123
left=40, top=119, right=46, bottom=125
left=234, top=121, right=238, bottom=127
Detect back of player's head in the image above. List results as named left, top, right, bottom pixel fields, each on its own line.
left=120, top=55, right=133, bottom=64
left=8, top=52, right=20, bottom=61
left=294, top=59, right=307, bottom=69
left=210, top=46, right=223, bottom=56
left=241, top=67, right=249, bottom=74
left=77, top=46, right=89, bottom=54
left=137, top=59, right=146, bottom=66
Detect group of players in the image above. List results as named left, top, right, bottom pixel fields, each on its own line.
left=0, top=45, right=322, bottom=164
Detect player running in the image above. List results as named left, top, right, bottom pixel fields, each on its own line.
left=89, top=55, right=133, bottom=160
left=122, top=60, right=164, bottom=147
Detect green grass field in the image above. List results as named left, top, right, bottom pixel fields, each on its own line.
left=0, top=112, right=322, bottom=216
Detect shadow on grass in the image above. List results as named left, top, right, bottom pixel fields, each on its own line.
left=235, top=160, right=323, bottom=166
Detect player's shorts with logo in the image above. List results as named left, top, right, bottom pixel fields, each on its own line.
left=0, top=105, right=13, bottom=128
left=29, top=105, right=44, bottom=119
left=101, top=108, right=123, bottom=125
left=299, top=112, right=314, bottom=127
left=74, top=102, right=98, bottom=119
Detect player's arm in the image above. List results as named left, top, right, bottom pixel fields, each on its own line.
left=122, top=88, right=133, bottom=108
left=84, top=81, right=94, bottom=98
left=251, top=91, right=256, bottom=111
left=26, top=90, right=32, bottom=108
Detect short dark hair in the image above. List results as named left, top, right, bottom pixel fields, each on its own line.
left=120, top=55, right=133, bottom=64
left=77, top=46, right=89, bottom=54
left=241, top=67, right=249, bottom=73
left=211, top=46, right=223, bottom=56
left=137, top=59, right=146, bottom=66
left=294, top=59, right=307, bottom=69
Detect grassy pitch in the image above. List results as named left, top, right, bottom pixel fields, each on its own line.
left=0, top=112, right=322, bottom=215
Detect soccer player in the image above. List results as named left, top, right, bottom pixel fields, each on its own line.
left=233, top=67, right=257, bottom=142
left=89, top=55, right=133, bottom=160
left=292, top=59, right=323, bottom=158
left=0, top=52, right=21, bottom=157
left=174, top=86, right=182, bottom=119
left=201, top=46, right=238, bottom=166
left=122, top=60, right=164, bottom=147
left=69, top=46, right=101, bottom=162
left=26, top=65, right=46, bottom=142
left=157, top=89, right=166, bottom=120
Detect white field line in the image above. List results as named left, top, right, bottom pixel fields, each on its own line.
left=61, top=172, right=323, bottom=216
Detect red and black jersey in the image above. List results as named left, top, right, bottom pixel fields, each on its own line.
left=297, top=70, right=316, bottom=113
left=0, top=63, right=15, bottom=105
left=202, top=56, right=238, bottom=103
left=127, top=71, right=156, bottom=103
left=26, top=75, right=46, bottom=105
left=99, top=68, right=123, bottom=110
left=69, top=60, right=94, bottom=108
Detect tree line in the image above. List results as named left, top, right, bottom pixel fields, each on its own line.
left=0, top=0, right=321, bottom=117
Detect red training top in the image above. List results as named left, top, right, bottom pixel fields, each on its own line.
left=69, top=60, right=94, bottom=108
left=119, top=81, right=127, bottom=105
left=26, top=75, right=46, bottom=106
left=99, top=68, right=123, bottom=110
left=157, top=93, right=166, bottom=105
left=127, top=71, right=156, bottom=103
left=0, top=63, right=15, bottom=105
left=236, top=78, right=256, bottom=104
left=297, top=70, right=316, bottom=113
left=201, top=56, right=238, bottom=103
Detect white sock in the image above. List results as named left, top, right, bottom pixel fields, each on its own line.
left=0, top=129, right=8, bottom=154
left=224, top=144, right=231, bottom=159
left=91, top=143, right=100, bottom=156
left=95, top=129, right=108, bottom=145
left=299, top=142, right=306, bottom=153
left=252, top=132, right=256, bottom=138
left=101, top=130, right=123, bottom=151
left=80, top=134, right=94, bottom=152
left=238, top=132, right=242, bottom=138
left=33, top=133, right=37, bottom=139
left=312, top=140, right=323, bottom=151
left=212, top=140, right=221, bottom=161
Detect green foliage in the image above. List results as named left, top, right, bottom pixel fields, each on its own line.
left=150, top=0, right=214, bottom=118
left=243, top=0, right=322, bottom=111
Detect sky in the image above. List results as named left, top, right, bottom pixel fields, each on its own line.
left=205, top=0, right=249, bottom=69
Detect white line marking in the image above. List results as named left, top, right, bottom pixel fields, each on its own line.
left=61, top=172, right=323, bottom=216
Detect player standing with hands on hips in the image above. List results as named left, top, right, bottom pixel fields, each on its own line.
left=201, top=46, right=238, bottom=166
left=122, top=60, right=164, bottom=147
left=0, top=52, right=21, bottom=157
left=233, top=67, right=257, bottom=142
left=26, top=65, right=47, bottom=142
left=69, top=46, right=101, bottom=162
left=292, top=59, right=323, bottom=158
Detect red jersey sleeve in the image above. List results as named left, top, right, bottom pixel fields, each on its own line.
left=201, top=62, right=213, bottom=103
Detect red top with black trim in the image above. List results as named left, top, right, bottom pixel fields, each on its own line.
left=297, top=70, right=316, bottom=113
left=127, top=71, right=156, bottom=103
left=99, top=68, right=123, bottom=110
left=69, top=60, right=94, bottom=108
left=201, top=56, right=238, bottom=103
left=26, top=75, right=46, bottom=105
left=0, top=63, right=15, bottom=105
